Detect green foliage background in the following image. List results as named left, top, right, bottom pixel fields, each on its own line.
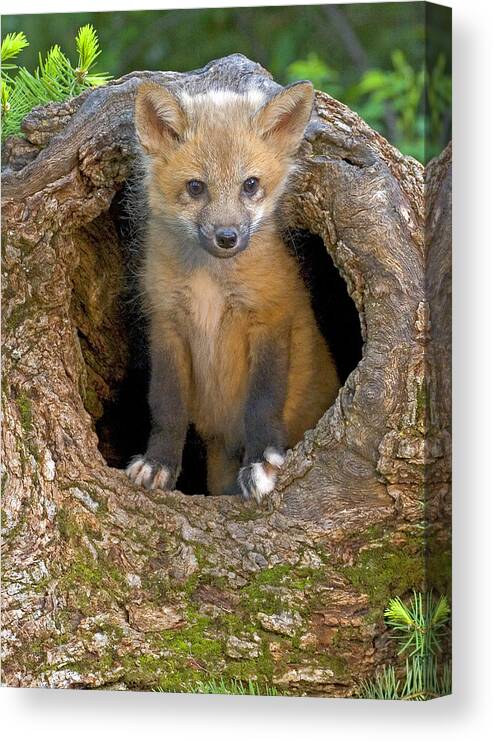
left=2, top=2, right=451, bottom=163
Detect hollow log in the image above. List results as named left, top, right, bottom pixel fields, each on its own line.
left=1, top=54, right=451, bottom=694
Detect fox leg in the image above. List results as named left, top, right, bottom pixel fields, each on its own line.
left=126, top=325, right=190, bottom=491
left=206, top=439, right=241, bottom=496
left=238, top=331, right=289, bottom=504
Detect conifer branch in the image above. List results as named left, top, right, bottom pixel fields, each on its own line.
left=359, top=591, right=451, bottom=700
left=1, top=25, right=111, bottom=141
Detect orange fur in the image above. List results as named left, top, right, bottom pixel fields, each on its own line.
left=134, top=82, right=340, bottom=495
left=144, top=232, right=339, bottom=446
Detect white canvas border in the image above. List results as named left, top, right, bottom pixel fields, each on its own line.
left=1, top=0, right=491, bottom=740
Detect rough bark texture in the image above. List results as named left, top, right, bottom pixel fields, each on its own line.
left=1, top=55, right=451, bottom=695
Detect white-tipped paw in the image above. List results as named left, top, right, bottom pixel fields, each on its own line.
left=238, top=448, right=285, bottom=504
left=125, top=456, right=171, bottom=490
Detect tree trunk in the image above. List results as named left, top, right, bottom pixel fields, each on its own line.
left=1, top=54, right=451, bottom=695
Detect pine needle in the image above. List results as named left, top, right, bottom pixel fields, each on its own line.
left=360, top=591, right=451, bottom=701
left=1, top=31, right=29, bottom=66
left=75, top=24, right=102, bottom=73
left=1, top=25, right=112, bottom=141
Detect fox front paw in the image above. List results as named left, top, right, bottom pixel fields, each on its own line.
left=238, top=448, right=285, bottom=504
left=125, top=456, right=172, bottom=490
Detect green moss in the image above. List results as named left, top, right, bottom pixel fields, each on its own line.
left=61, top=559, right=106, bottom=588
left=239, top=562, right=326, bottom=620
left=342, top=538, right=425, bottom=622
left=250, top=564, right=292, bottom=586
left=360, top=523, right=387, bottom=542
left=15, top=637, right=50, bottom=674
left=218, top=610, right=257, bottom=639
left=166, top=610, right=222, bottom=658
left=120, top=644, right=217, bottom=692
left=98, top=554, right=130, bottom=592
left=22, top=525, right=432, bottom=692
left=15, top=390, right=39, bottom=464
left=242, top=583, right=289, bottom=615
left=16, top=391, right=33, bottom=433
left=240, top=567, right=294, bottom=615
left=82, top=385, right=104, bottom=419
left=132, top=589, right=280, bottom=691
left=57, top=507, right=82, bottom=541
left=57, top=547, right=129, bottom=609
left=181, top=553, right=207, bottom=594
left=123, top=653, right=168, bottom=687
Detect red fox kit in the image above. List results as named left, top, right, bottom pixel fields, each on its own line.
left=126, top=80, right=340, bottom=501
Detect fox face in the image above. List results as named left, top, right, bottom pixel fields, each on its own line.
left=135, top=81, right=314, bottom=260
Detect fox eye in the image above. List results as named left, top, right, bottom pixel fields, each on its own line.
left=187, top=179, right=205, bottom=197
left=242, top=177, right=259, bottom=196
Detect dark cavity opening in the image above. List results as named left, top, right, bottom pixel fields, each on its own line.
left=282, top=228, right=363, bottom=383
left=85, top=188, right=362, bottom=495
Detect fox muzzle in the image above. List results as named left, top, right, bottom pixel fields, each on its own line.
left=198, top=224, right=250, bottom=258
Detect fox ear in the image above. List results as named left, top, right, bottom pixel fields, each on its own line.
left=254, top=81, right=314, bottom=153
left=135, top=82, right=186, bottom=156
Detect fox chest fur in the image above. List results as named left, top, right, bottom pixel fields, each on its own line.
left=184, top=268, right=250, bottom=438
left=143, top=230, right=338, bottom=454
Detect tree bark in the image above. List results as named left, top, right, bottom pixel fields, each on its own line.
left=1, top=54, right=451, bottom=695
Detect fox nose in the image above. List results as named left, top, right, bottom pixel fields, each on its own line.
left=214, top=227, right=238, bottom=249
